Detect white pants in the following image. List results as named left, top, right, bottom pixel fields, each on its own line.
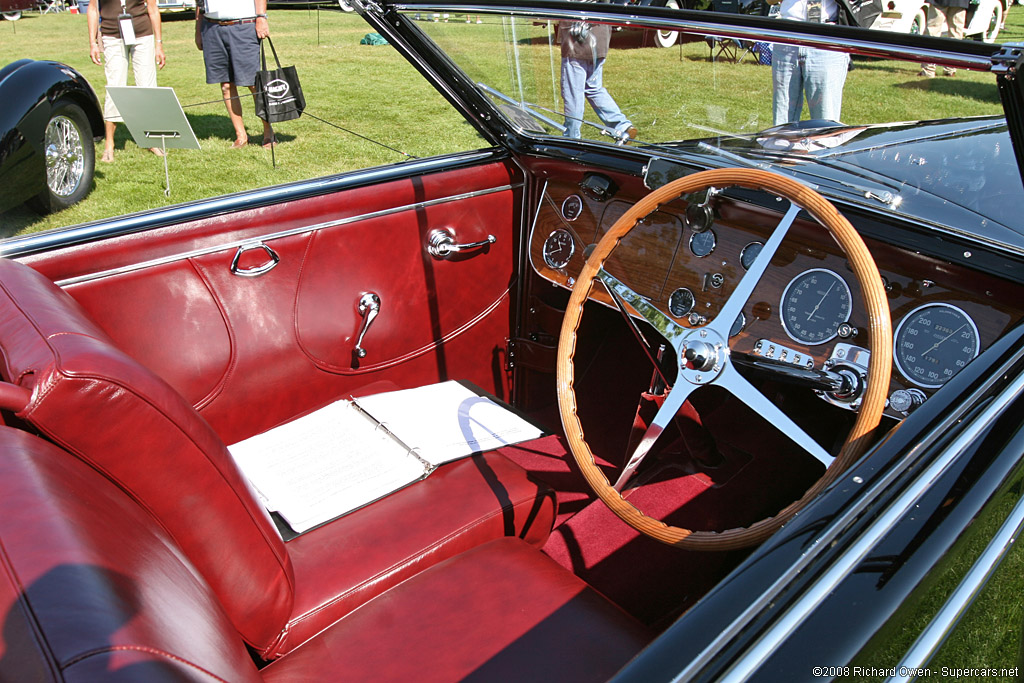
left=102, top=34, right=157, bottom=122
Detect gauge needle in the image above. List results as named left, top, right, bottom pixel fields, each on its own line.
left=806, top=281, right=836, bottom=321
left=921, top=324, right=966, bottom=358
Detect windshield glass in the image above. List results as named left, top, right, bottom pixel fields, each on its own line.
left=408, top=8, right=1024, bottom=246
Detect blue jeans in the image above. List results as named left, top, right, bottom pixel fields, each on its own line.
left=771, top=45, right=849, bottom=126
left=561, top=57, right=632, bottom=138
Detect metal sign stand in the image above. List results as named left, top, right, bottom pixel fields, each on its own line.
left=106, top=86, right=201, bottom=197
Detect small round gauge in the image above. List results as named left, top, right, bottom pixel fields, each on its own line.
left=780, top=268, right=853, bottom=345
left=730, top=311, right=746, bottom=337
left=894, top=303, right=980, bottom=389
left=689, top=230, right=717, bottom=258
left=668, top=288, right=695, bottom=318
left=740, top=242, right=764, bottom=271
left=542, top=229, right=575, bottom=270
left=561, top=194, right=584, bottom=222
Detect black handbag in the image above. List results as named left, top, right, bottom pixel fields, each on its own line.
left=253, top=37, right=305, bottom=123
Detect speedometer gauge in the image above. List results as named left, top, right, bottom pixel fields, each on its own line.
left=895, top=303, right=979, bottom=388
left=780, top=268, right=852, bottom=345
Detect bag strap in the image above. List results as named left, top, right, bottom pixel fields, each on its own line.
left=260, top=36, right=283, bottom=71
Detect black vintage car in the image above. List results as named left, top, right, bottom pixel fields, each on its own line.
left=0, top=1, right=1023, bottom=681
left=0, top=59, right=102, bottom=214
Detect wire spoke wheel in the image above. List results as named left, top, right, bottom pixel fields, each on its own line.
left=44, top=115, right=86, bottom=199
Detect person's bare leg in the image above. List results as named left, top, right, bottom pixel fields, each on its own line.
left=248, top=85, right=274, bottom=147
left=102, top=121, right=116, bottom=162
left=222, top=82, right=248, bottom=147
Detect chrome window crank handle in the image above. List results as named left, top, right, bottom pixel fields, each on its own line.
left=354, top=292, right=380, bottom=359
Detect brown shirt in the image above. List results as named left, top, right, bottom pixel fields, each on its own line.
left=98, top=0, right=153, bottom=38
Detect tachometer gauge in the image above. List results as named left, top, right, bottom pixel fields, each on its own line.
left=780, top=268, right=852, bottom=345
left=895, top=303, right=980, bottom=388
left=542, top=229, right=575, bottom=270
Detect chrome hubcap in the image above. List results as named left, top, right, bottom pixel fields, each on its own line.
left=44, top=115, right=85, bottom=198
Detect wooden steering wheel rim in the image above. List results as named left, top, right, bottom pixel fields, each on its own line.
left=556, top=168, right=892, bottom=551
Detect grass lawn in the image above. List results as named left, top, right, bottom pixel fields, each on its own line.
left=1, top=6, right=1021, bottom=236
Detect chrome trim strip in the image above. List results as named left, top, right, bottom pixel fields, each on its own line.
left=672, top=344, right=1024, bottom=682
left=1, top=150, right=505, bottom=259
left=888, top=488, right=1024, bottom=683
left=54, top=183, right=519, bottom=287
left=396, top=4, right=994, bottom=70
left=716, top=369, right=1024, bottom=682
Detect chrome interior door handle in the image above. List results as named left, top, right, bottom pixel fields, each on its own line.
left=230, top=242, right=280, bottom=277
left=426, top=228, right=496, bottom=259
left=354, top=292, right=381, bottom=359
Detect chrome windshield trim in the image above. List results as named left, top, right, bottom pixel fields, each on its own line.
left=395, top=4, right=994, bottom=71
left=673, top=345, right=1024, bottom=682
left=54, top=183, right=520, bottom=287
left=1, top=150, right=505, bottom=259
left=887, top=487, right=1024, bottom=683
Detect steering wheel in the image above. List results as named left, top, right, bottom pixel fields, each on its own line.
left=556, top=168, right=892, bottom=551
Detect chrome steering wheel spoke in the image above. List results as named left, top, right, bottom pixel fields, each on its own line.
left=710, top=201, right=801, bottom=339
left=716, top=363, right=835, bottom=468
left=613, top=381, right=696, bottom=490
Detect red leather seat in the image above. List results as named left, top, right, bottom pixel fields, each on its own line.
left=0, top=258, right=554, bottom=658
left=0, top=428, right=650, bottom=681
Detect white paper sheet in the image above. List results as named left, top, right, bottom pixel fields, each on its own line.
left=352, top=381, right=543, bottom=467
left=228, top=400, right=425, bottom=533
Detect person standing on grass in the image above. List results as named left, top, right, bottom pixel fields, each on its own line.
left=559, top=19, right=637, bottom=142
left=195, top=0, right=274, bottom=148
left=87, top=0, right=166, bottom=163
left=768, top=0, right=850, bottom=125
left=919, top=0, right=967, bottom=78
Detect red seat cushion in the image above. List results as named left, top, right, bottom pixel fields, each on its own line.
left=262, top=537, right=652, bottom=682
left=271, top=451, right=555, bottom=657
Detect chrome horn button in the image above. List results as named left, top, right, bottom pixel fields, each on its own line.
left=679, top=328, right=728, bottom=385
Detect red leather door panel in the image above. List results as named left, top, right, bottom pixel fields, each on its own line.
left=26, top=161, right=524, bottom=444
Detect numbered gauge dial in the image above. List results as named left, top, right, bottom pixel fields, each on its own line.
left=780, top=268, right=853, bottom=345
left=740, top=241, right=763, bottom=270
left=895, top=303, right=980, bottom=388
left=561, top=194, right=583, bottom=222
left=542, top=229, right=575, bottom=270
left=668, top=288, right=695, bottom=318
left=689, top=230, right=717, bottom=258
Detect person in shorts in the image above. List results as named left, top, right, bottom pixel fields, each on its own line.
left=195, top=0, right=273, bottom=148
left=87, top=0, right=166, bottom=162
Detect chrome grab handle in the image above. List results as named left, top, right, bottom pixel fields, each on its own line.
left=230, top=242, right=280, bottom=277
left=425, top=228, right=496, bottom=259
left=354, top=292, right=381, bottom=359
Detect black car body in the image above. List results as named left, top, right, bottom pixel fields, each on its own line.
left=0, top=59, right=102, bottom=215
left=0, top=1, right=1023, bottom=681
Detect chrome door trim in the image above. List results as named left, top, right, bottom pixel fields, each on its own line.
left=1, top=150, right=507, bottom=259
left=54, top=183, right=520, bottom=287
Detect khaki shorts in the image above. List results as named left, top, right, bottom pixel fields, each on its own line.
left=102, top=34, right=158, bottom=122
